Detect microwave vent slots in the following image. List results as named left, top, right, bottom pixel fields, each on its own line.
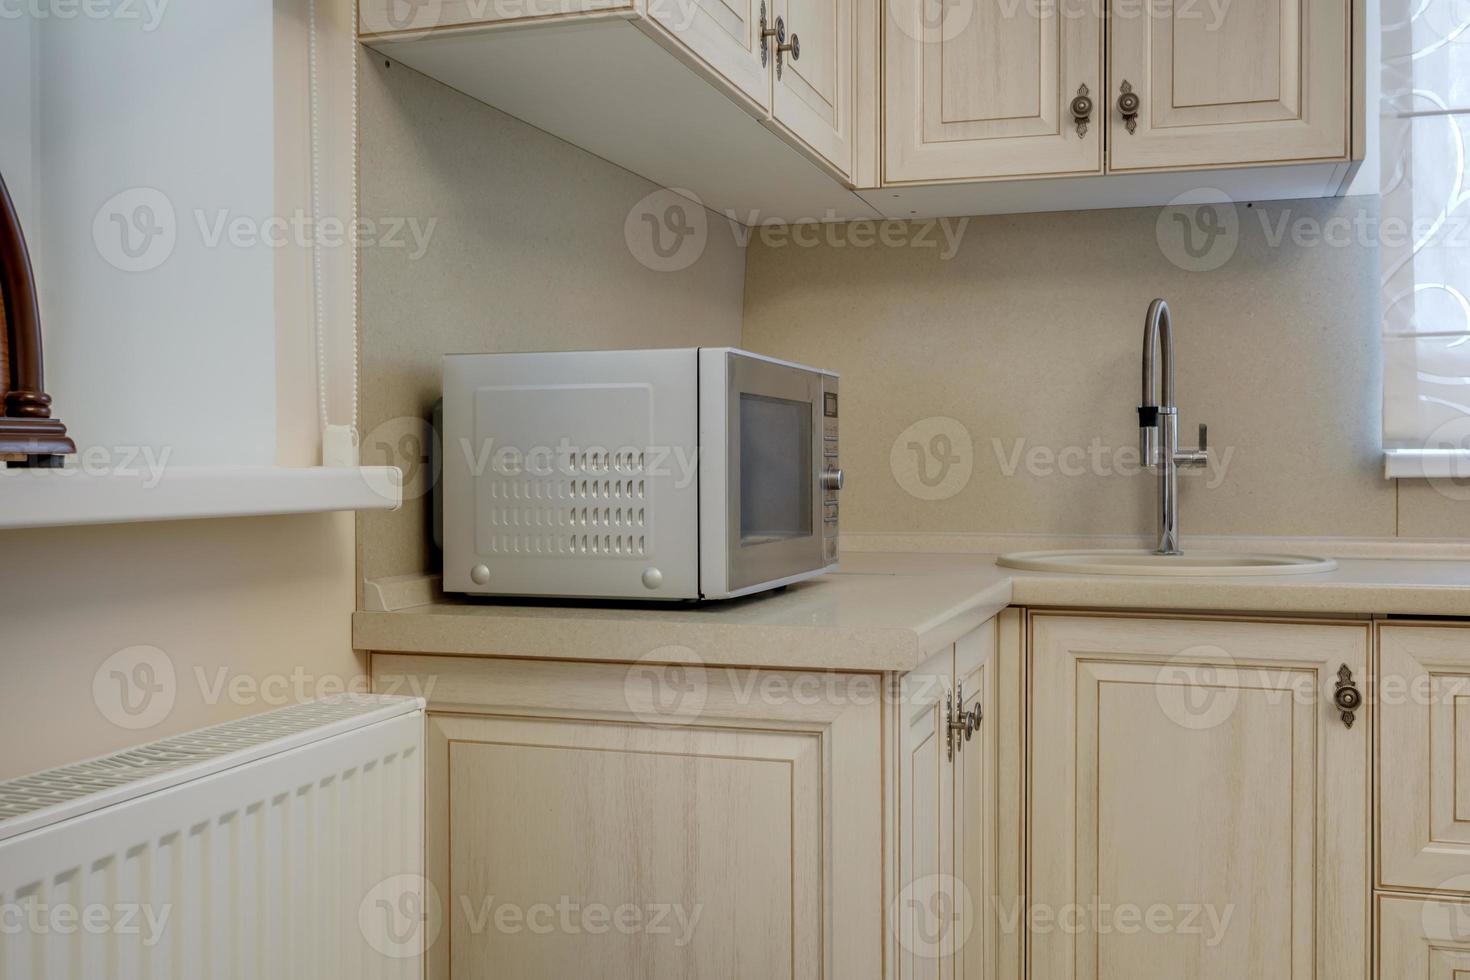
left=481, top=450, right=650, bottom=558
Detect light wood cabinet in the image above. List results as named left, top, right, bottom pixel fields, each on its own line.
left=894, top=612, right=1023, bottom=980
left=374, top=652, right=883, bottom=979
left=1029, top=613, right=1370, bottom=979
left=883, top=0, right=1354, bottom=186
left=1107, top=0, right=1349, bottom=170
left=1378, top=894, right=1470, bottom=977
left=770, top=0, right=854, bottom=173
left=883, top=0, right=1102, bottom=182
left=1378, top=624, right=1470, bottom=895
left=648, top=0, right=772, bottom=111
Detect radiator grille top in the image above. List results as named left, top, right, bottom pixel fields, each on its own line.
left=0, top=694, right=422, bottom=842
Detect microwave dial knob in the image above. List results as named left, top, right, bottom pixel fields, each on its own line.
left=821, top=467, right=845, bottom=492
left=641, top=567, right=664, bottom=590
left=470, top=564, right=491, bottom=586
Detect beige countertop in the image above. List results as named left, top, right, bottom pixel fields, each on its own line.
left=354, top=549, right=1470, bottom=673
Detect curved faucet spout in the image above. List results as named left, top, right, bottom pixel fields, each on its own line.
left=1136, top=298, right=1207, bottom=557
left=1141, top=297, right=1174, bottom=411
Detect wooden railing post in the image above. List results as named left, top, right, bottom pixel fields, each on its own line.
left=0, top=168, right=73, bottom=466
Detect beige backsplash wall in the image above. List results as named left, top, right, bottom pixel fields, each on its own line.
left=357, top=55, right=746, bottom=583
left=745, top=196, right=1462, bottom=541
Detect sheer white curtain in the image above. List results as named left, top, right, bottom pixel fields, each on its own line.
left=1381, top=0, right=1470, bottom=463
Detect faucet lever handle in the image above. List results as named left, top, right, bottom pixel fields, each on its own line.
left=1198, top=423, right=1207, bottom=453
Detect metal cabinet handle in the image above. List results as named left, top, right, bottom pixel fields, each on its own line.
left=759, top=1, right=777, bottom=66
left=1070, top=84, right=1094, bottom=138
left=775, top=16, right=799, bottom=79
left=1333, top=664, right=1362, bottom=729
left=1117, top=80, right=1140, bottom=134
left=946, top=685, right=983, bottom=760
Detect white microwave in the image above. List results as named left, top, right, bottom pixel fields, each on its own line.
left=440, top=347, right=842, bottom=601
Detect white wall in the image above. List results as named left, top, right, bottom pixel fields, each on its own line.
left=0, top=514, right=360, bottom=781
left=4, top=4, right=278, bottom=466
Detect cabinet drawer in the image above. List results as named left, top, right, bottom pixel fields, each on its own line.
left=1378, top=624, right=1470, bottom=894
left=374, top=653, right=883, bottom=980
left=1378, top=893, right=1470, bottom=977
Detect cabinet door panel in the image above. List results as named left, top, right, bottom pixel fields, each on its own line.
left=1379, top=625, right=1470, bottom=894
left=772, top=0, right=853, bottom=176
left=1378, top=894, right=1470, bottom=978
left=438, top=714, right=812, bottom=978
left=954, top=618, right=1012, bottom=980
left=375, top=654, right=883, bottom=980
left=1107, top=0, right=1348, bottom=169
left=648, top=0, right=772, bottom=111
left=884, top=0, right=1102, bottom=181
left=897, top=646, right=955, bottom=980
left=1030, top=614, right=1369, bottom=980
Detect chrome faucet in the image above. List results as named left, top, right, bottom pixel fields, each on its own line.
left=1138, top=299, right=1208, bottom=555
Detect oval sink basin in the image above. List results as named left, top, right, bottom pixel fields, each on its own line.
left=996, top=549, right=1338, bottom=576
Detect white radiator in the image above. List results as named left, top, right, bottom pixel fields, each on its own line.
left=0, top=695, right=425, bottom=980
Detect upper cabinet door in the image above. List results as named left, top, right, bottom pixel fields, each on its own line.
left=1107, top=0, right=1349, bottom=170
left=1378, top=625, right=1470, bottom=894
left=883, top=0, right=1103, bottom=182
left=770, top=0, right=854, bottom=177
left=647, top=0, right=772, bottom=112
left=1030, top=614, right=1369, bottom=980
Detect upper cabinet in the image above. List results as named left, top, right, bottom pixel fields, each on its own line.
left=877, top=0, right=1361, bottom=214
left=1107, top=0, right=1350, bottom=171
left=361, top=0, right=1363, bottom=220
left=773, top=0, right=855, bottom=170
left=883, top=0, right=1103, bottom=182
left=650, top=0, right=771, bottom=110
left=358, top=0, right=871, bottom=222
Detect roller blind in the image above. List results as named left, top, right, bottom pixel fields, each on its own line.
left=1380, top=0, right=1470, bottom=467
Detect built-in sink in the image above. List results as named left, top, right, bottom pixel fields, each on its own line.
left=995, top=550, right=1338, bottom=576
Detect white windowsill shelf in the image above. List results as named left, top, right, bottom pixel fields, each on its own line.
left=1384, top=449, right=1470, bottom=479
left=0, top=465, right=402, bottom=530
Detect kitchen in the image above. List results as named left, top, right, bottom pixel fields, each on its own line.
left=1, top=0, right=1467, bottom=976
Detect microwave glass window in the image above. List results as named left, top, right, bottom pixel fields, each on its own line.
left=739, top=394, right=813, bottom=545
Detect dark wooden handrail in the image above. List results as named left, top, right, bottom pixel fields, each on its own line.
left=0, top=167, right=73, bottom=466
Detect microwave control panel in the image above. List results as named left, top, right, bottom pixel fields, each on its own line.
left=822, top=381, right=839, bottom=564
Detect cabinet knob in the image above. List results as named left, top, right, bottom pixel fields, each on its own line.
left=775, top=16, right=799, bottom=79
left=1117, top=80, right=1141, bottom=135
left=1070, top=84, right=1093, bottom=138
left=759, top=0, right=777, bottom=66
left=1332, top=664, right=1361, bottom=729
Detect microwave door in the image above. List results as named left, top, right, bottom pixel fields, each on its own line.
left=724, top=356, right=824, bottom=594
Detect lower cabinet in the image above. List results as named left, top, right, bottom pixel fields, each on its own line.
left=1029, top=613, right=1371, bottom=979
left=895, top=610, right=1024, bottom=980
left=374, top=608, right=1470, bottom=979
left=1377, top=623, right=1470, bottom=893
left=373, top=652, right=884, bottom=979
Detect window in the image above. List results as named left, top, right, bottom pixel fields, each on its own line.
left=0, top=0, right=356, bottom=469
left=1380, top=0, right=1470, bottom=474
